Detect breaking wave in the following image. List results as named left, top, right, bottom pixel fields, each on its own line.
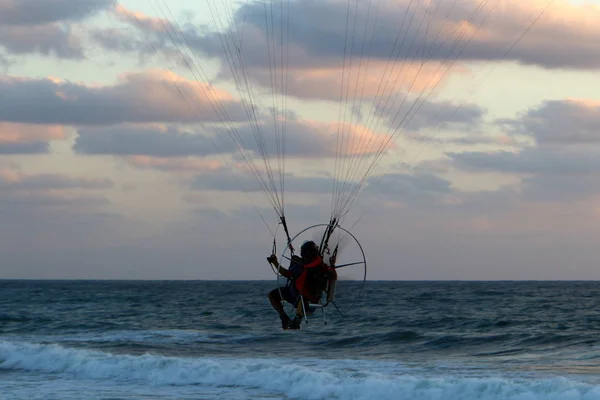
left=1, top=340, right=599, bottom=400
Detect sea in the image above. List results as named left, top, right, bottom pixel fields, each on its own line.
left=1, top=280, right=599, bottom=399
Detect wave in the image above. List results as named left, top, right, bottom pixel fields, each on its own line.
left=1, top=340, right=599, bottom=400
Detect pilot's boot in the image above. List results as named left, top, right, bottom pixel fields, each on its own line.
left=279, top=314, right=291, bottom=330
left=288, top=315, right=302, bottom=330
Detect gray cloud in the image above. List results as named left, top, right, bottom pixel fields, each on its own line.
left=170, top=0, right=600, bottom=75
left=0, top=191, right=110, bottom=209
left=89, top=27, right=189, bottom=66
left=0, top=170, right=114, bottom=257
left=212, top=118, right=385, bottom=159
left=0, top=52, right=14, bottom=71
left=74, top=116, right=388, bottom=160
left=243, top=0, right=600, bottom=69
left=0, top=0, right=115, bottom=59
left=0, top=199, right=125, bottom=278
left=444, top=97, right=600, bottom=204
left=499, top=99, right=600, bottom=146
left=0, top=23, right=84, bottom=59
left=0, top=174, right=113, bottom=191
left=449, top=143, right=600, bottom=203
left=3, top=194, right=598, bottom=280
left=521, top=174, right=600, bottom=203
left=375, top=98, right=485, bottom=132
left=74, top=125, right=223, bottom=157
left=105, top=0, right=600, bottom=114
left=188, top=167, right=455, bottom=219
left=0, top=168, right=116, bottom=259
left=91, top=28, right=146, bottom=53
left=449, top=147, right=600, bottom=175
left=0, top=141, right=48, bottom=154
left=365, top=172, right=452, bottom=197
left=1, top=162, right=599, bottom=280
left=191, top=171, right=334, bottom=194
left=0, top=71, right=248, bottom=126
left=0, top=0, right=115, bottom=26
left=407, top=132, right=516, bottom=148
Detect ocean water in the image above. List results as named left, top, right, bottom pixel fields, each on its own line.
left=1, top=280, right=599, bottom=399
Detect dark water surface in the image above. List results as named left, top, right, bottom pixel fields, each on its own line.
left=1, top=280, right=599, bottom=399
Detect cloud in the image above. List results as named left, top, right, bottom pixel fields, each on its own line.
left=0, top=23, right=84, bottom=59
left=74, top=118, right=390, bottom=160
left=444, top=96, right=600, bottom=204
left=0, top=70, right=247, bottom=126
left=0, top=122, right=66, bottom=142
left=0, top=166, right=116, bottom=258
left=185, top=164, right=454, bottom=215
left=103, top=3, right=194, bottom=66
left=500, top=98, right=600, bottom=146
left=258, top=0, right=600, bottom=70
left=365, top=172, right=452, bottom=198
left=89, top=23, right=187, bottom=65
left=0, top=167, right=115, bottom=248
left=74, top=124, right=221, bottom=157
left=495, top=1, right=600, bottom=70
left=112, top=4, right=168, bottom=34
left=126, top=155, right=227, bottom=173
left=0, top=0, right=115, bottom=25
left=0, top=168, right=113, bottom=191
left=104, top=0, right=600, bottom=117
left=0, top=141, right=49, bottom=154
left=0, top=190, right=110, bottom=209
left=218, top=60, right=448, bottom=102
left=375, top=97, right=486, bottom=132
left=0, top=53, right=13, bottom=70
left=110, top=3, right=451, bottom=102
left=407, top=132, right=518, bottom=149
left=0, top=0, right=115, bottom=59
left=450, top=147, right=600, bottom=175
left=437, top=94, right=600, bottom=205
left=190, top=171, right=334, bottom=194
left=449, top=144, right=600, bottom=203
left=0, top=122, right=67, bottom=153
left=521, top=174, right=600, bottom=202
left=133, top=0, right=600, bottom=99
left=214, top=118, right=391, bottom=158
left=0, top=186, right=116, bottom=258
left=90, top=27, right=146, bottom=53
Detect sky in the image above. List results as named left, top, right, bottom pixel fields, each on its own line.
left=1, top=0, right=599, bottom=280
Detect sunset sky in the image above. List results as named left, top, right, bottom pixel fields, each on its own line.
left=1, top=0, right=599, bottom=280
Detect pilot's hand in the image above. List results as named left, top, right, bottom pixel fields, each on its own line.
left=329, top=255, right=336, bottom=266
left=267, top=254, right=278, bottom=264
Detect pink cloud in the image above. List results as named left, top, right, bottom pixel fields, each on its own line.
left=239, top=60, right=447, bottom=102
left=126, top=155, right=228, bottom=173
left=0, top=69, right=247, bottom=126
left=294, top=119, right=392, bottom=157
left=113, top=69, right=239, bottom=116
left=112, top=3, right=167, bottom=34
left=564, top=98, right=600, bottom=109
left=0, top=122, right=67, bottom=143
left=0, top=166, right=113, bottom=190
left=0, top=168, right=21, bottom=183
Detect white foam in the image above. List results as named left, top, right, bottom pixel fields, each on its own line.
left=1, top=340, right=599, bottom=400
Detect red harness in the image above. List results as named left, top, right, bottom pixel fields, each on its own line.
left=294, top=255, right=337, bottom=303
